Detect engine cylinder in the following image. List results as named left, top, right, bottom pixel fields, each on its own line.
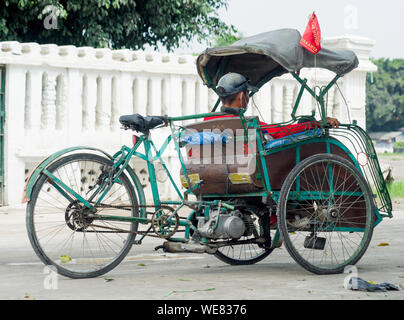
left=197, top=210, right=246, bottom=239
left=222, top=215, right=246, bottom=239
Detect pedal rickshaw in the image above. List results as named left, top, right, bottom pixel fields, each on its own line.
left=23, top=29, right=392, bottom=278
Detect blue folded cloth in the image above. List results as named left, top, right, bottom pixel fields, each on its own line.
left=265, top=128, right=323, bottom=149
left=180, top=132, right=231, bottom=145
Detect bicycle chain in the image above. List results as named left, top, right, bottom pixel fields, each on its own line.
left=87, top=203, right=183, bottom=238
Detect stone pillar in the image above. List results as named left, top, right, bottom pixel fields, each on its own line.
left=332, top=87, right=342, bottom=121
left=133, top=74, right=148, bottom=114
left=55, top=74, right=67, bottom=130
left=149, top=75, right=162, bottom=116
left=4, top=65, right=26, bottom=205
left=66, top=69, right=81, bottom=136
left=257, top=83, right=272, bottom=123
left=119, top=73, right=132, bottom=116
left=110, top=76, right=120, bottom=131
left=96, top=74, right=112, bottom=130
left=29, top=68, right=43, bottom=132
left=169, top=74, right=182, bottom=117
left=41, top=71, right=57, bottom=130
left=208, top=88, right=218, bottom=112
left=282, top=84, right=295, bottom=122
left=82, top=72, right=97, bottom=132
left=182, top=77, right=196, bottom=124
left=195, top=80, right=208, bottom=114
left=271, top=83, right=283, bottom=123
left=161, top=78, right=169, bottom=115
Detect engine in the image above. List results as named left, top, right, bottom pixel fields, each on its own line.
left=196, top=209, right=255, bottom=240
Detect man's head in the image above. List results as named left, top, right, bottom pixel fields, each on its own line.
left=216, top=73, right=258, bottom=109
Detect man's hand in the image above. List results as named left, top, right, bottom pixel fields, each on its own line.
left=326, top=117, right=340, bottom=128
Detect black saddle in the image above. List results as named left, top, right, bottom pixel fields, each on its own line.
left=119, top=114, right=168, bottom=133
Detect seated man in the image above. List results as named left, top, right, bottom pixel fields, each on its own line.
left=204, top=72, right=340, bottom=138
left=203, top=73, right=339, bottom=229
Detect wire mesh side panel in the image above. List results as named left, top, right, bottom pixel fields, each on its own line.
left=329, top=125, right=392, bottom=217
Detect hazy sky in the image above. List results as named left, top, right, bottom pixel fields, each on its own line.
left=175, top=0, right=404, bottom=59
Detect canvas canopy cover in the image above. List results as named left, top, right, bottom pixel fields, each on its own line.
left=196, top=28, right=359, bottom=89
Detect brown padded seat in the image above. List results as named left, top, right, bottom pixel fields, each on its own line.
left=179, top=117, right=353, bottom=196
left=179, top=117, right=264, bottom=195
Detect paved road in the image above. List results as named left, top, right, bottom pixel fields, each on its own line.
left=1, top=204, right=404, bottom=300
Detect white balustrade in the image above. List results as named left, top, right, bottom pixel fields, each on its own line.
left=0, top=35, right=376, bottom=205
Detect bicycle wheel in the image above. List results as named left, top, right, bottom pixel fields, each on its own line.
left=277, top=153, right=374, bottom=274
left=26, top=153, right=139, bottom=279
left=214, top=213, right=275, bottom=265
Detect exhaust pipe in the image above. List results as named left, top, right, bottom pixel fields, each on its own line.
left=155, top=241, right=217, bottom=254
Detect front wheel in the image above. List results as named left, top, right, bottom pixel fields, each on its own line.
left=26, top=153, right=140, bottom=279
left=277, top=153, right=375, bottom=274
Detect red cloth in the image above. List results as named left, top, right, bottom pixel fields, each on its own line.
left=203, top=114, right=320, bottom=139
left=299, top=12, right=322, bottom=55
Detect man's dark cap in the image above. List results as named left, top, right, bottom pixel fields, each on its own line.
left=216, top=73, right=258, bottom=97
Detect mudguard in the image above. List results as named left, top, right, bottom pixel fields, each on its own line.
left=22, top=146, right=146, bottom=214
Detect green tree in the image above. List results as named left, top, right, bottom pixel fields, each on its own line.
left=214, top=31, right=242, bottom=47
left=366, top=58, right=404, bottom=131
left=0, top=0, right=235, bottom=51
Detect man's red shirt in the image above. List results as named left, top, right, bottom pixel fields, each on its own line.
left=203, top=114, right=319, bottom=140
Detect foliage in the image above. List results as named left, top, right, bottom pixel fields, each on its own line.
left=387, top=181, right=404, bottom=198
left=214, top=31, right=242, bottom=47
left=366, top=58, right=404, bottom=132
left=0, top=0, right=236, bottom=51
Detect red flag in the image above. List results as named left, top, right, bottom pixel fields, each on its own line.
left=300, top=12, right=321, bottom=55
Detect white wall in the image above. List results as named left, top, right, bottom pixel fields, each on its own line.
left=0, top=36, right=376, bottom=205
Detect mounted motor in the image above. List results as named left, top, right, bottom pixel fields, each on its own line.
left=196, top=208, right=254, bottom=240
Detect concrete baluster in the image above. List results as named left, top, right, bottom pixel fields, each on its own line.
left=271, top=84, right=283, bottom=123
left=133, top=74, right=148, bottom=114
left=282, top=84, right=295, bottom=122
left=82, top=73, right=97, bottom=131
left=257, top=83, right=271, bottom=124
left=41, top=71, right=57, bottom=130
left=195, top=80, right=209, bottom=114
left=96, top=74, right=112, bottom=130
left=28, top=68, right=43, bottom=132
left=110, top=76, right=120, bottom=131
left=149, top=75, right=162, bottom=116
left=119, top=73, right=132, bottom=117
left=55, top=73, right=67, bottom=130
left=24, top=71, right=32, bottom=130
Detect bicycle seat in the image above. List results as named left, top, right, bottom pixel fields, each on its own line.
left=119, top=114, right=168, bottom=133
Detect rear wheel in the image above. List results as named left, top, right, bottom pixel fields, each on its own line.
left=26, top=153, right=139, bottom=279
left=214, top=212, right=275, bottom=265
left=277, top=153, right=374, bottom=274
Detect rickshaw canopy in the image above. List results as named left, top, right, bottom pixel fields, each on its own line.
left=197, top=28, right=359, bottom=89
